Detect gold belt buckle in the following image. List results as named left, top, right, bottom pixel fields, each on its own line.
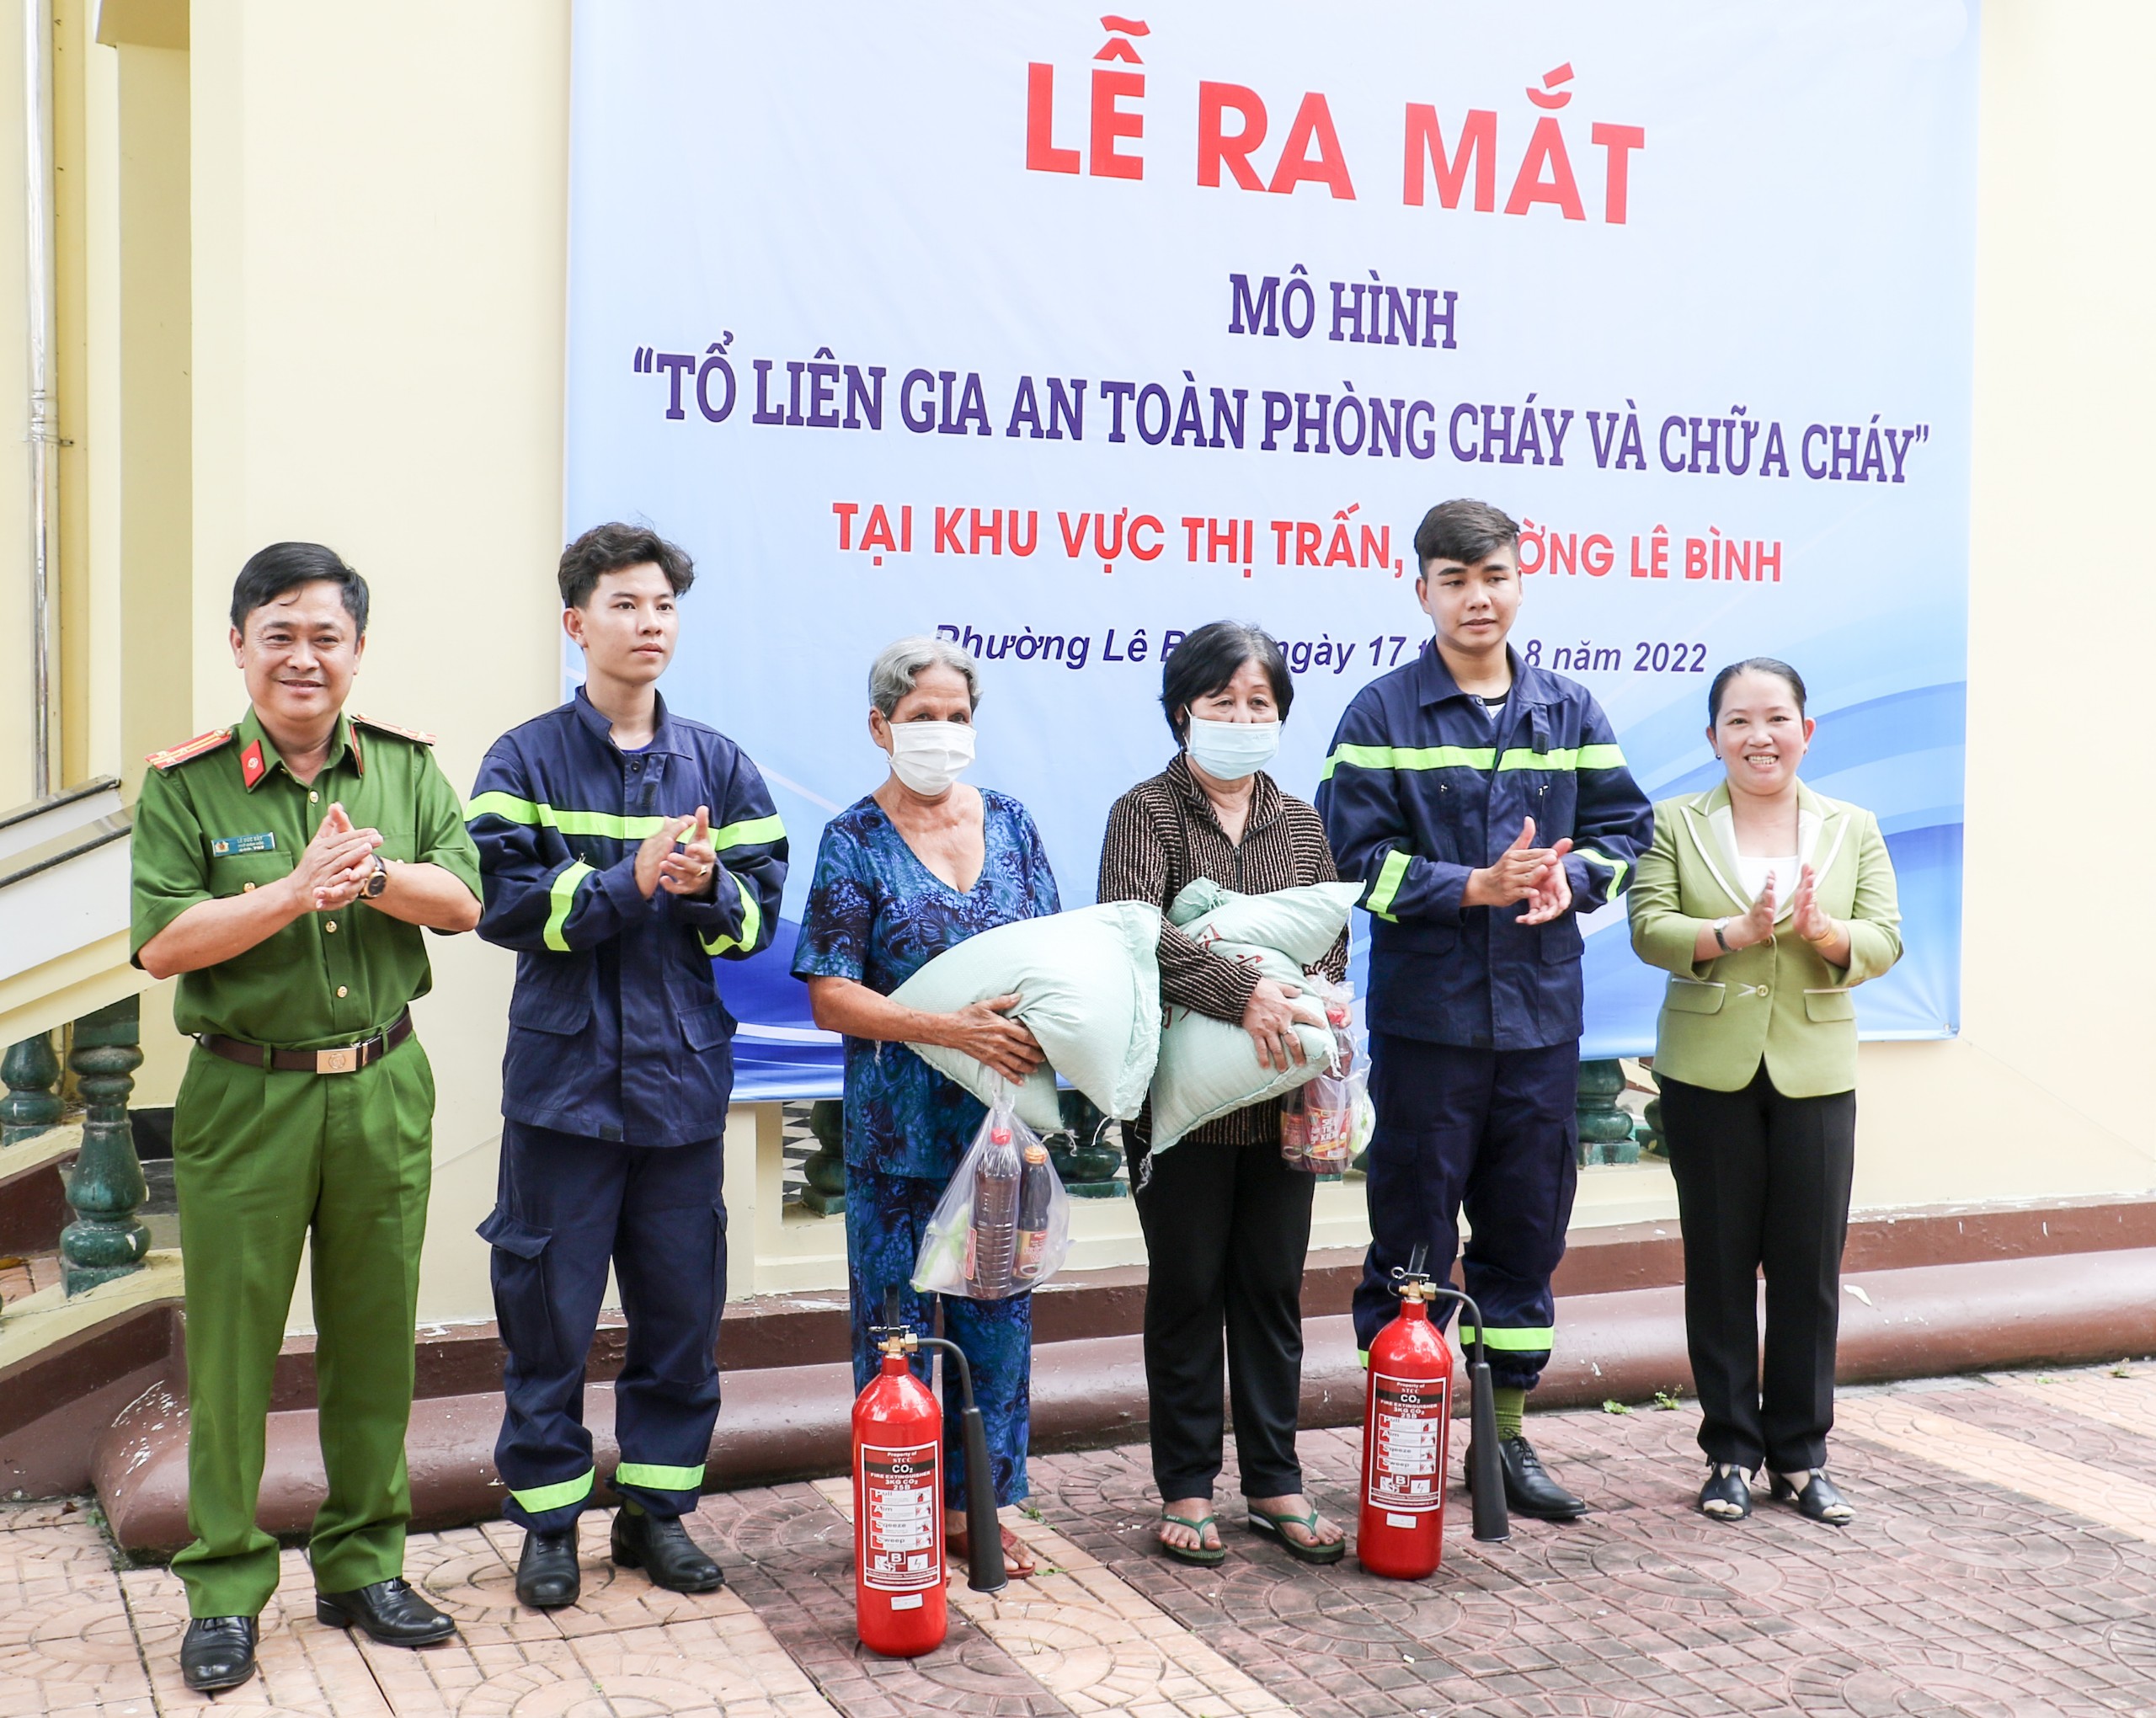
left=316, top=1046, right=360, bottom=1074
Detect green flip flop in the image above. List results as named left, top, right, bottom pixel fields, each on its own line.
left=1157, top=1510, right=1225, bottom=1566
left=1246, top=1504, right=1347, bottom=1566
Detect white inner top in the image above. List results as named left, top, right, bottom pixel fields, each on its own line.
left=1734, top=853, right=1799, bottom=904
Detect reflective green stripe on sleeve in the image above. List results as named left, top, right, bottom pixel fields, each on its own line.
left=701, top=870, right=761, bottom=957
left=615, top=1461, right=707, bottom=1491
left=511, top=1468, right=595, bottom=1515
left=1574, top=846, right=1630, bottom=895
left=1365, top=849, right=1412, bottom=923
left=467, top=792, right=672, bottom=841
left=711, top=813, right=786, bottom=851
left=543, top=861, right=595, bottom=952
left=1460, top=1325, right=1557, bottom=1352
left=1575, top=743, right=1628, bottom=770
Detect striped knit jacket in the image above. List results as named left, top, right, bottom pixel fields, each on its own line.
left=1098, top=753, right=1348, bottom=1150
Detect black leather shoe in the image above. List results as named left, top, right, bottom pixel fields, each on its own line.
left=1698, top=1465, right=1753, bottom=1522
left=611, top=1506, right=723, bottom=1593
left=1468, top=1435, right=1589, bottom=1520
left=516, top=1529, right=582, bottom=1610
left=180, top=1616, right=257, bottom=1692
left=315, top=1577, right=458, bottom=1646
left=1771, top=1469, right=1854, bottom=1525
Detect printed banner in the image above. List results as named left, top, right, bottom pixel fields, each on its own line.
left=566, top=2, right=1977, bottom=1096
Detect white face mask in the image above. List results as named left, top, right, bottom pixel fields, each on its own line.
left=888, top=719, right=975, bottom=796
left=1186, top=715, right=1281, bottom=781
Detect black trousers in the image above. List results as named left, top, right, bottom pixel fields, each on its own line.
left=1131, top=1130, right=1315, bottom=1501
left=1660, top=1064, right=1856, bottom=1474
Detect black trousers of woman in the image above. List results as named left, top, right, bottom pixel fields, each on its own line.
left=1130, top=1129, right=1315, bottom=1501
left=1660, top=1064, right=1857, bottom=1475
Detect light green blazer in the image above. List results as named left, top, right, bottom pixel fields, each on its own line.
left=1627, top=781, right=1902, bottom=1097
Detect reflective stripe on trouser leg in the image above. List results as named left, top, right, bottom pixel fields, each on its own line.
left=510, top=1468, right=595, bottom=1518
left=608, top=1133, right=727, bottom=1519
left=1460, top=1042, right=1580, bottom=1393
left=488, top=1123, right=628, bottom=1534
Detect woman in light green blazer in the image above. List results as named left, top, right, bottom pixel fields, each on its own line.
left=1629, top=659, right=1900, bottom=1528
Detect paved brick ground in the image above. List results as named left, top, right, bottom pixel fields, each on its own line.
left=10, top=1365, right=2156, bottom=1715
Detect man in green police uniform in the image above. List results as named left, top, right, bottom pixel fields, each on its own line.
left=131, top=542, right=483, bottom=1693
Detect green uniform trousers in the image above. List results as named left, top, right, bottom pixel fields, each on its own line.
left=169, top=1036, right=435, bottom=1617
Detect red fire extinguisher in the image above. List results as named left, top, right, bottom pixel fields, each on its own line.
left=853, top=1293, right=1006, bottom=1657
left=1358, top=1244, right=1509, bottom=1578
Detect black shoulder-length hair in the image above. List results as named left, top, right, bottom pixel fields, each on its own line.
left=1159, top=621, right=1294, bottom=743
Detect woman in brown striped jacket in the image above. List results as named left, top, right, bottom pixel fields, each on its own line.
left=1097, top=621, right=1349, bottom=1568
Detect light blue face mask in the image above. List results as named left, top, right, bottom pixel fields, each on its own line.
left=1186, top=715, right=1281, bottom=781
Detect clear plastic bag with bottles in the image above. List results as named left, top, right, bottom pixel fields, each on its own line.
left=910, top=1092, right=1074, bottom=1299
left=1281, top=979, right=1374, bottom=1177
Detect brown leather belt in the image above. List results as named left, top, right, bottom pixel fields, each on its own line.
left=200, top=1010, right=413, bottom=1075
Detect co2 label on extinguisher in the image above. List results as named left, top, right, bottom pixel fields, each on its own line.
left=860, top=1440, right=940, bottom=1592
left=1367, top=1372, right=1450, bottom=1513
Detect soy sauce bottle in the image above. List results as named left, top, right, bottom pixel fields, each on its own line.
left=1014, top=1141, right=1054, bottom=1281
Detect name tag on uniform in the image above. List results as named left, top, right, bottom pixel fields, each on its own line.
left=210, top=832, right=278, bottom=857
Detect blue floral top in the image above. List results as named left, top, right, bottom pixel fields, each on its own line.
left=792, top=789, right=1061, bottom=1180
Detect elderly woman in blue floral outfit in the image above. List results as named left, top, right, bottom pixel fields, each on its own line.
left=793, top=636, right=1059, bottom=1580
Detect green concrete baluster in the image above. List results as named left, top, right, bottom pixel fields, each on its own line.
left=60, top=997, right=150, bottom=1293
left=1049, top=1089, right=1127, bottom=1198
left=1576, top=1058, right=1639, bottom=1166
left=1636, top=1066, right=1665, bottom=1160
left=799, top=1098, right=847, bottom=1217
left=2, top=1032, right=63, bottom=1145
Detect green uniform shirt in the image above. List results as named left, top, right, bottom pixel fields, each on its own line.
left=130, top=706, right=483, bottom=1048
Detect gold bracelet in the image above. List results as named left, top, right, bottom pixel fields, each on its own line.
left=1804, top=918, right=1841, bottom=947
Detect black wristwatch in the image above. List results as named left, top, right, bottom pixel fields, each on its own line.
left=1712, top=918, right=1732, bottom=952
left=363, top=854, right=389, bottom=899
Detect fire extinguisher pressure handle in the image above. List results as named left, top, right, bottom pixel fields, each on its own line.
left=915, top=1336, right=1008, bottom=1593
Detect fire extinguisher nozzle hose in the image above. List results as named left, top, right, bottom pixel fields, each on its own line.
left=1421, top=1286, right=1511, bottom=1545
left=915, top=1337, right=1008, bottom=1593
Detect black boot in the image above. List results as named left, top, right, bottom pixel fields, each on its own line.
left=516, top=1529, right=582, bottom=1609
left=315, top=1577, right=458, bottom=1646
left=1467, top=1434, right=1589, bottom=1520
left=611, top=1506, right=723, bottom=1593
left=180, top=1616, right=257, bottom=1692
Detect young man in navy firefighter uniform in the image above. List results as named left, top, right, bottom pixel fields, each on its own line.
left=1317, top=499, right=1652, bottom=1519
left=468, top=522, right=787, bottom=1609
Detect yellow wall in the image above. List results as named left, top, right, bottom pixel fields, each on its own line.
left=0, top=7, right=39, bottom=812
left=186, top=0, right=571, bottom=1323
left=1849, top=2, right=2156, bottom=1212
left=13, top=2, right=2149, bottom=1325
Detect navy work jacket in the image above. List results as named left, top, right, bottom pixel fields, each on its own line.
left=1315, top=643, right=1652, bottom=1051
left=468, top=687, right=787, bottom=1145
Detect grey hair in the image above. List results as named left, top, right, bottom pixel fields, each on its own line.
left=868, top=634, right=981, bottom=718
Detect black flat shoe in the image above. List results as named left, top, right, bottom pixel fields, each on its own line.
left=1771, top=1470, right=1854, bottom=1526
left=1469, top=1435, right=1589, bottom=1520
left=1697, top=1465, right=1753, bottom=1522
left=611, top=1506, right=724, bottom=1593
left=180, top=1615, right=258, bottom=1692
left=516, top=1528, right=582, bottom=1609
left=315, top=1577, right=458, bottom=1646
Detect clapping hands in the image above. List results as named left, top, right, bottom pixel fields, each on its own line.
left=1464, top=817, right=1574, bottom=926
left=292, top=802, right=382, bottom=912
left=636, top=805, right=720, bottom=899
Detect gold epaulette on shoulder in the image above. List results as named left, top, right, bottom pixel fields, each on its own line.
left=350, top=712, right=439, bottom=746
left=145, top=728, right=235, bottom=772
